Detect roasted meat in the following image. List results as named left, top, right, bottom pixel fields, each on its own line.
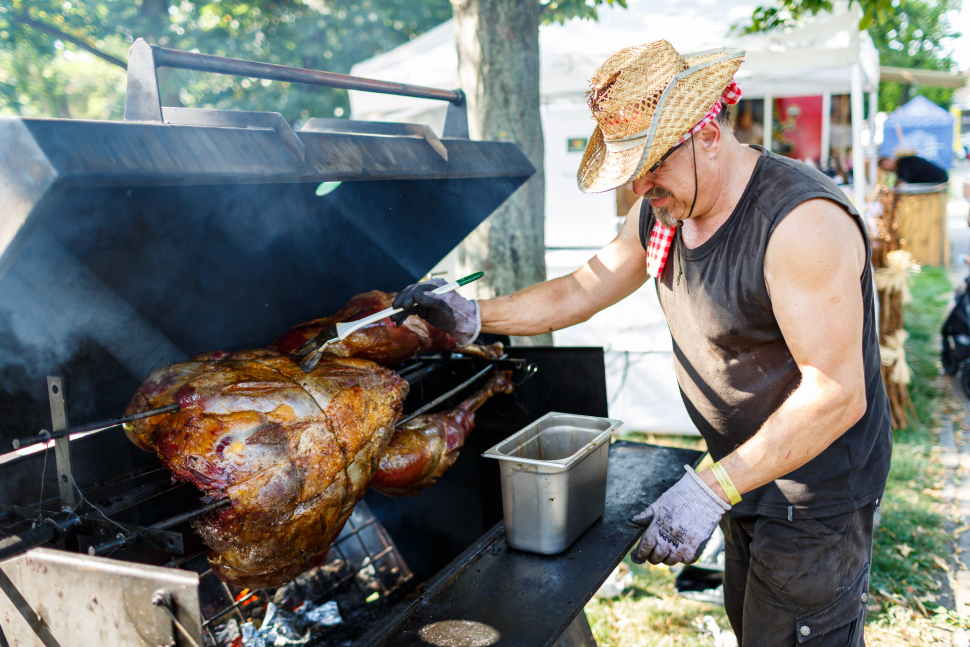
left=269, top=290, right=504, bottom=366
left=370, top=371, right=514, bottom=497
left=124, top=349, right=407, bottom=588
left=123, top=289, right=511, bottom=587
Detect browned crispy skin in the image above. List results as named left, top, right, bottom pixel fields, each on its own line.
left=124, top=349, right=407, bottom=588
left=370, top=371, right=513, bottom=497
left=122, top=290, right=505, bottom=587
left=268, top=290, right=505, bottom=365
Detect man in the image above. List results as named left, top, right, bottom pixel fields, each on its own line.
left=878, top=153, right=948, bottom=185
left=392, top=41, right=891, bottom=646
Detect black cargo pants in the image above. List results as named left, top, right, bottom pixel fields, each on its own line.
left=720, top=501, right=876, bottom=646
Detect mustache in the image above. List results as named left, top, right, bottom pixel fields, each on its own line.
left=643, top=186, right=673, bottom=200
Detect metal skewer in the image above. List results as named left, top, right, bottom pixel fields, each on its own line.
left=395, top=365, right=494, bottom=428
left=150, top=497, right=232, bottom=531
left=11, top=403, right=180, bottom=450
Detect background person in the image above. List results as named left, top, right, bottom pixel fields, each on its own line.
left=878, top=153, right=949, bottom=185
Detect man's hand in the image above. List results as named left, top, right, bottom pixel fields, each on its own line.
left=629, top=465, right=730, bottom=566
left=391, top=279, right=481, bottom=346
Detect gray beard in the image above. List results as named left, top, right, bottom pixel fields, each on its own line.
left=644, top=187, right=679, bottom=228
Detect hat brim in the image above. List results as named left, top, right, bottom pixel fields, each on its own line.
left=577, top=48, right=745, bottom=194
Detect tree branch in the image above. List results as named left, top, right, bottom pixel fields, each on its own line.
left=13, top=14, right=127, bottom=70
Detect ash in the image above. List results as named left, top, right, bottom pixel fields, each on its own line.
left=209, top=501, right=412, bottom=646
left=212, top=557, right=408, bottom=647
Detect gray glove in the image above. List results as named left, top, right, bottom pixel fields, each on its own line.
left=628, top=465, right=730, bottom=566
left=391, top=278, right=481, bottom=347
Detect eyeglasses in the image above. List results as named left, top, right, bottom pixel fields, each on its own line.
left=649, top=141, right=685, bottom=173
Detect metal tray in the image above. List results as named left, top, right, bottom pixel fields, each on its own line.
left=483, top=412, right=622, bottom=554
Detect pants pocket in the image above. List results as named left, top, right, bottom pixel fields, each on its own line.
left=749, top=515, right=847, bottom=611
left=794, top=564, right=869, bottom=645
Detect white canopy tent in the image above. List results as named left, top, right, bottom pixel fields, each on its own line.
left=350, top=1, right=879, bottom=435
left=351, top=0, right=879, bottom=203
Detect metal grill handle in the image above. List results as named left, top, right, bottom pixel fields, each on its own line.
left=123, top=38, right=469, bottom=138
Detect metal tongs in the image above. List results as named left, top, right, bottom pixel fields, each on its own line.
left=296, top=272, right=484, bottom=372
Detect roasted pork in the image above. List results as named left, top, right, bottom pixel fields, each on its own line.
left=370, top=371, right=513, bottom=497
left=124, top=349, right=407, bottom=588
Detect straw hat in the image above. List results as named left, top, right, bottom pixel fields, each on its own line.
left=577, top=41, right=745, bottom=194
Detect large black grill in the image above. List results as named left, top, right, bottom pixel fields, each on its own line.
left=0, top=41, right=701, bottom=647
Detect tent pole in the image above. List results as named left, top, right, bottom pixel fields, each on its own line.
left=851, top=64, right=865, bottom=208
left=821, top=91, right=831, bottom=170
left=763, top=94, right=773, bottom=152
left=868, top=89, right=878, bottom=190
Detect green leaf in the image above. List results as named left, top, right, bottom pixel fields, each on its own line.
left=741, top=0, right=960, bottom=111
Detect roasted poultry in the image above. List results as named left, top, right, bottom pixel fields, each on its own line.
left=124, top=349, right=407, bottom=588
left=124, top=289, right=510, bottom=588
left=270, top=290, right=503, bottom=366
left=370, top=371, right=514, bottom=497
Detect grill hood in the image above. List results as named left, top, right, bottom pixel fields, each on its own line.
left=0, top=42, right=534, bottom=444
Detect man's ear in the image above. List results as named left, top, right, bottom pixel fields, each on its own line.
left=696, top=120, right=722, bottom=158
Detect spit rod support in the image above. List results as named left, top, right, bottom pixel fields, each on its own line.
left=11, top=403, right=180, bottom=450
left=0, top=512, right=80, bottom=561
left=88, top=498, right=230, bottom=556
left=0, top=525, right=56, bottom=561
left=152, top=46, right=464, bottom=105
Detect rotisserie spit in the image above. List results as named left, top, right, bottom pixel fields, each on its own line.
left=123, top=290, right=510, bottom=587
left=0, top=41, right=668, bottom=647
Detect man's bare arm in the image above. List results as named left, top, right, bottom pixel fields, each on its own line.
left=479, top=199, right=650, bottom=336
left=698, top=199, right=869, bottom=501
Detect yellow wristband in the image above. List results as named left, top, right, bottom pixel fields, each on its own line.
left=710, top=461, right=742, bottom=505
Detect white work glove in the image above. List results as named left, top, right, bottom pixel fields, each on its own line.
left=628, top=465, right=731, bottom=566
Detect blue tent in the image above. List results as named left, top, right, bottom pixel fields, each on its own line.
left=879, top=95, right=954, bottom=169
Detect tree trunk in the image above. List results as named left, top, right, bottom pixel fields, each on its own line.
left=451, top=0, right=551, bottom=346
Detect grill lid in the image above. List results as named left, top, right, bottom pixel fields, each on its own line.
left=0, top=42, right=534, bottom=444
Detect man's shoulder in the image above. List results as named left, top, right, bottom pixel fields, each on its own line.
left=767, top=198, right=867, bottom=277
left=754, top=152, right=854, bottom=217
left=759, top=150, right=840, bottom=190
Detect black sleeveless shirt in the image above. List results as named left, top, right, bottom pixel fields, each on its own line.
left=639, top=147, right=892, bottom=520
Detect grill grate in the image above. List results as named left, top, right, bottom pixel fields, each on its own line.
left=198, top=501, right=412, bottom=646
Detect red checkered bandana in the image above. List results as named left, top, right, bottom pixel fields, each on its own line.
left=646, top=220, right=677, bottom=278
left=645, top=80, right=742, bottom=278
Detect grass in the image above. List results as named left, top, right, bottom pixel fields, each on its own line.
left=585, top=267, right=968, bottom=645
left=869, top=267, right=954, bottom=610
left=585, top=560, right=731, bottom=646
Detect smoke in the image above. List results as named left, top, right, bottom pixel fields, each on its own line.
left=0, top=229, right=190, bottom=432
